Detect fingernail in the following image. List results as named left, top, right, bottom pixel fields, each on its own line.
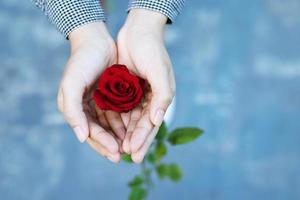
left=107, top=155, right=115, bottom=163
left=117, top=127, right=126, bottom=140
left=132, top=154, right=144, bottom=164
left=73, top=126, right=86, bottom=143
left=122, top=141, right=130, bottom=154
left=154, top=109, right=165, bottom=125
left=108, top=154, right=120, bottom=163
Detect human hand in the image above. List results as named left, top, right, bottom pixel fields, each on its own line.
left=57, top=22, right=126, bottom=163
left=117, top=9, right=176, bottom=163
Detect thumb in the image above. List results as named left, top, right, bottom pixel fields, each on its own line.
left=148, top=73, right=175, bottom=126
left=60, top=76, right=89, bottom=143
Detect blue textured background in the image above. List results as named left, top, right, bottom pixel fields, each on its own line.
left=1, top=0, right=300, bottom=199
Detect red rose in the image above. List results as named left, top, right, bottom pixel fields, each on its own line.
left=93, top=64, right=145, bottom=113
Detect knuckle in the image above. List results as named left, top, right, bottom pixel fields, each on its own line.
left=92, top=129, right=106, bottom=138
left=130, top=115, right=141, bottom=122
left=127, top=124, right=136, bottom=133
left=131, top=109, right=142, bottom=121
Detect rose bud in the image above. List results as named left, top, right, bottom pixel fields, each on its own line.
left=93, top=64, right=145, bottom=113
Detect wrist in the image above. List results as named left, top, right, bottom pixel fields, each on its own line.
left=125, top=9, right=167, bottom=33
left=69, top=22, right=113, bottom=52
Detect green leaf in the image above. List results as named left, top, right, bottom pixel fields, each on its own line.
left=155, top=121, right=168, bottom=141
left=129, top=187, right=147, bottom=200
left=154, top=142, right=167, bottom=162
left=155, top=163, right=183, bottom=182
left=129, top=176, right=144, bottom=188
left=146, top=152, right=157, bottom=164
left=155, top=164, right=169, bottom=179
left=122, top=153, right=133, bottom=163
left=167, top=128, right=204, bottom=145
left=167, top=163, right=183, bottom=182
left=146, top=142, right=167, bottom=164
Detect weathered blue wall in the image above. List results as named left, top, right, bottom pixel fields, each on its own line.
left=0, top=0, right=300, bottom=199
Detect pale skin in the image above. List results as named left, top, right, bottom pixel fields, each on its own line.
left=57, top=9, right=175, bottom=163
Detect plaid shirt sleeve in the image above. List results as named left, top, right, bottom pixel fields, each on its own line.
left=32, top=0, right=106, bottom=38
left=128, top=0, right=185, bottom=23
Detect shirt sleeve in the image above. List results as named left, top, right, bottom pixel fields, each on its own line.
left=31, top=0, right=106, bottom=38
left=128, top=0, right=185, bottom=23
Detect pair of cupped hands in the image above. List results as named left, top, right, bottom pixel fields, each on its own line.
left=57, top=9, right=175, bottom=163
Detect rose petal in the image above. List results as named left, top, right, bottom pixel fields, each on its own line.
left=93, top=64, right=145, bottom=113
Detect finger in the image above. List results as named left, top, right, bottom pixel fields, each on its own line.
left=116, top=138, right=124, bottom=154
left=121, top=112, right=131, bottom=128
left=105, top=110, right=126, bottom=140
left=86, top=138, right=120, bottom=163
left=122, top=106, right=142, bottom=154
left=95, top=106, right=110, bottom=130
left=148, top=67, right=175, bottom=126
left=129, top=108, right=154, bottom=153
left=88, top=119, right=119, bottom=154
left=61, top=77, right=89, bottom=143
left=131, top=126, right=160, bottom=164
left=106, top=129, right=124, bottom=153
left=84, top=100, right=97, bottom=119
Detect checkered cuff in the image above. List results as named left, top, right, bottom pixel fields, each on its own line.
left=128, top=0, right=185, bottom=23
left=33, top=0, right=106, bottom=38
left=32, top=0, right=47, bottom=13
